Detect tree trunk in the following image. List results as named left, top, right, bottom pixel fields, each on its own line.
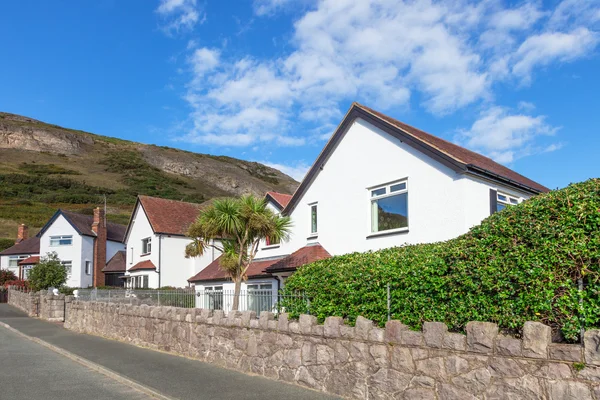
left=232, top=277, right=242, bottom=311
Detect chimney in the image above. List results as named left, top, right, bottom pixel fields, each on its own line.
left=92, top=207, right=107, bottom=287
left=16, top=224, right=29, bottom=244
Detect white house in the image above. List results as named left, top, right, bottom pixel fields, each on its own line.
left=0, top=225, right=40, bottom=279
left=188, top=102, right=548, bottom=311
left=37, top=208, right=126, bottom=288
left=122, top=195, right=219, bottom=289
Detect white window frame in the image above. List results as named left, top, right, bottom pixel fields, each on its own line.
left=50, top=235, right=73, bottom=247
left=308, top=202, right=318, bottom=238
left=8, top=255, right=27, bottom=268
left=369, top=179, right=409, bottom=236
left=85, top=260, right=92, bottom=275
left=141, top=237, right=152, bottom=255
left=497, top=192, right=520, bottom=212
left=61, top=261, right=72, bottom=278
left=22, top=265, right=33, bottom=280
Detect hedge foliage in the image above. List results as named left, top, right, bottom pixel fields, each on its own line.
left=283, top=178, right=600, bottom=341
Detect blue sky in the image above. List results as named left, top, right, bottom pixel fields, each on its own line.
left=1, top=0, right=599, bottom=189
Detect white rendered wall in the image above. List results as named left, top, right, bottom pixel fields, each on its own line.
left=1, top=253, right=38, bottom=276
left=257, top=118, right=536, bottom=260
left=39, top=215, right=85, bottom=287
left=125, top=204, right=160, bottom=286
left=194, top=278, right=279, bottom=312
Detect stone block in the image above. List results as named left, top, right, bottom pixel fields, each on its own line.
left=267, top=320, right=277, bottom=330
left=354, top=316, right=373, bottom=340
left=212, top=310, right=225, bottom=325
left=548, top=344, right=583, bottom=362
left=401, top=330, right=425, bottom=346
left=546, top=380, right=593, bottom=400
left=443, top=333, right=467, bottom=351
left=495, top=336, right=522, bottom=357
left=466, top=322, right=498, bottom=353
left=277, top=313, right=289, bottom=332
left=299, top=314, right=317, bottom=334
left=259, top=312, right=274, bottom=329
left=423, top=322, right=448, bottom=348
left=585, top=330, right=600, bottom=366
left=311, top=325, right=324, bottom=336
left=302, top=342, right=317, bottom=364
left=340, top=325, right=354, bottom=339
left=324, top=316, right=343, bottom=338
left=240, top=311, right=256, bottom=327
left=522, top=321, right=551, bottom=359
left=249, top=319, right=259, bottom=329
left=385, top=320, right=409, bottom=343
left=288, top=321, right=300, bottom=334
left=369, top=327, right=385, bottom=342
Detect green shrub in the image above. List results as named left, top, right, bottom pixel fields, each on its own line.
left=283, top=178, right=600, bottom=341
left=0, top=269, right=18, bottom=285
left=28, top=252, right=68, bottom=291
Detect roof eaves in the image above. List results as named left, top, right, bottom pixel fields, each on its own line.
left=465, top=165, right=549, bottom=194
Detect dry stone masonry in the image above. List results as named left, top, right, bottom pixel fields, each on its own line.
left=63, top=300, right=600, bottom=399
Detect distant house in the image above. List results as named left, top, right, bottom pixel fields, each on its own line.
left=123, top=196, right=219, bottom=289
left=103, top=250, right=126, bottom=287
left=0, top=225, right=40, bottom=279
left=188, top=102, right=548, bottom=312
left=37, top=208, right=127, bottom=288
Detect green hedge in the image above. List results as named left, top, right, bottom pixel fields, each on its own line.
left=283, top=178, right=600, bottom=341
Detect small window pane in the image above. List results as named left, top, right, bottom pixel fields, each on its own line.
left=371, top=188, right=386, bottom=197
left=371, top=192, right=408, bottom=232
left=510, top=198, right=519, bottom=205
left=390, top=182, right=406, bottom=192
left=497, top=203, right=506, bottom=212
left=310, top=205, right=318, bottom=234
left=497, top=194, right=507, bottom=202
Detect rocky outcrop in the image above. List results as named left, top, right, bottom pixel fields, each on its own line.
left=64, top=299, right=600, bottom=400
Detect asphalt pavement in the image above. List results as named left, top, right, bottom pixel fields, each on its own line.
left=0, top=304, right=339, bottom=400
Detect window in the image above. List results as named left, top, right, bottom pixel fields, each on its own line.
left=370, top=180, right=408, bottom=233
left=61, top=261, right=72, bottom=278
left=497, top=192, right=520, bottom=212
left=141, top=237, right=151, bottom=255
left=50, top=235, right=73, bottom=246
left=204, top=286, right=223, bottom=310
left=309, top=203, right=318, bottom=236
left=8, top=255, right=27, bottom=268
left=143, top=275, right=149, bottom=289
left=265, top=236, right=280, bottom=246
left=22, top=265, right=33, bottom=280
left=129, top=247, right=133, bottom=264
left=248, top=283, right=273, bottom=315
left=85, top=261, right=92, bottom=275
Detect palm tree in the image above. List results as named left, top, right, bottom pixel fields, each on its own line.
left=185, top=195, right=292, bottom=311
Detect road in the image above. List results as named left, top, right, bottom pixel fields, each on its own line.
left=0, top=304, right=339, bottom=399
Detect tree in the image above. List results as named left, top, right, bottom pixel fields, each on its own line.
left=185, top=195, right=292, bottom=311
left=0, top=269, right=17, bottom=286
left=28, top=252, right=67, bottom=291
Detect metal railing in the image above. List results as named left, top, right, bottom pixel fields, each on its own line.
left=74, top=288, right=310, bottom=316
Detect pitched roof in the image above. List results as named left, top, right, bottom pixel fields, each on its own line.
left=103, top=251, right=126, bottom=273
left=265, top=192, right=293, bottom=209
left=18, top=256, right=40, bottom=265
left=128, top=260, right=156, bottom=272
left=188, top=255, right=285, bottom=283
left=265, top=244, right=331, bottom=273
left=137, top=196, right=203, bottom=236
left=38, top=210, right=127, bottom=243
left=283, top=103, right=549, bottom=214
left=0, top=237, right=40, bottom=256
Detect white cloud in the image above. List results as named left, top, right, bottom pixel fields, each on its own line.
left=171, top=0, right=599, bottom=158
left=260, top=161, right=311, bottom=181
left=517, top=101, right=536, bottom=111
left=156, top=0, right=203, bottom=34
left=457, top=106, right=560, bottom=163
left=512, top=28, right=599, bottom=82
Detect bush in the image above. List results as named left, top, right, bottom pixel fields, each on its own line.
left=28, top=252, right=67, bottom=291
left=0, top=269, right=17, bottom=285
left=283, top=178, right=600, bottom=341
left=4, top=279, right=29, bottom=289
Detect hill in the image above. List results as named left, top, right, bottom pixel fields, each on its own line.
left=283, top=178, right=600, bottom=341
left=0, top=112, right=298, bottom=244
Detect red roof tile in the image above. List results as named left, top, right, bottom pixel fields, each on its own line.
left=128, top=260, right=156, bottom=272
left=103, top=251, right=126, bottom=273
left=139, top=196, right=203, bottom=236
left=188, top=256, right=285, bottom=282
left=0, top=237, right=40, bottom=256
left=266, top=192, right=293, bottom=209
left=18, top=256, right=40, bottom=265
left=356, top=103, right=549, bottom=193
left=265, top=244, right=331, bottom=273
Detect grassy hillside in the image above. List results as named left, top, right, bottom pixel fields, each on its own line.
left=0, top=112, right=298, bottom=240
left=283, top=178, right=600, bottom=341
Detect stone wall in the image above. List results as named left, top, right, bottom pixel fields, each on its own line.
left=8, top=288, right=39, bottom=317
left=39, top=293, right=69, bottom=322
left=64, top=301, right=600, bottom=399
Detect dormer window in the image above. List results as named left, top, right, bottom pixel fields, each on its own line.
left=141, top=237, right=152, bottom=255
